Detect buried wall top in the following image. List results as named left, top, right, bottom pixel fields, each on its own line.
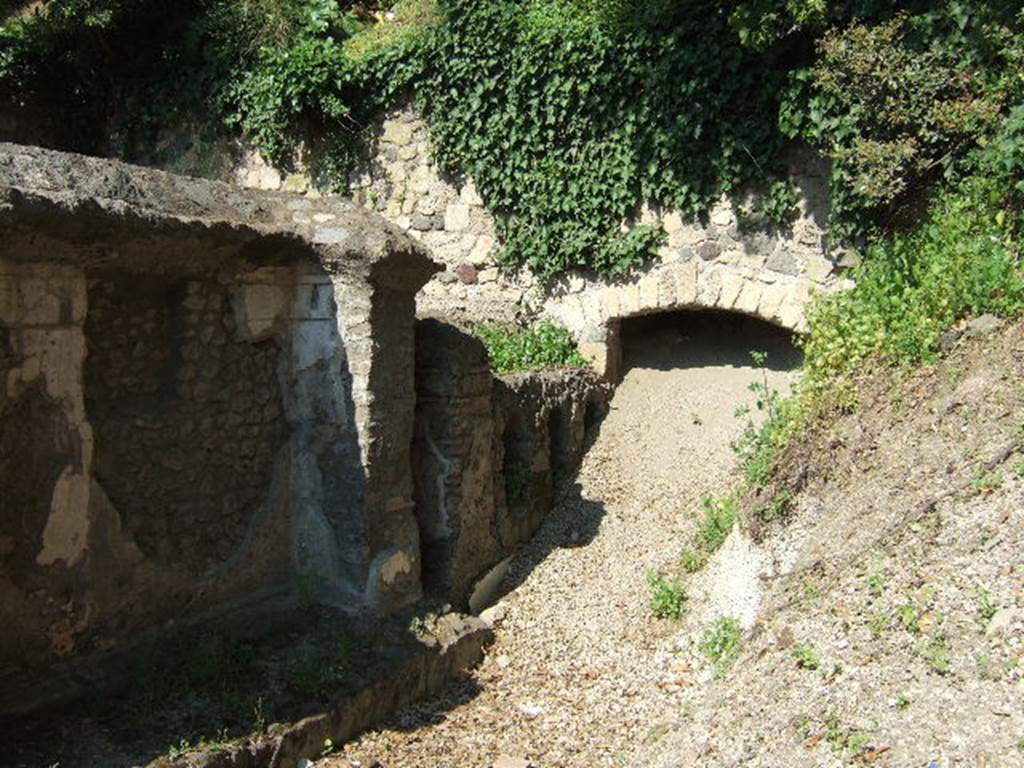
left=0, top=142, right=440, bottom=286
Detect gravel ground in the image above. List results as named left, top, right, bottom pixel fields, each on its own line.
left=323, top=313, right=800, bottom=768
left=628, top=322, right=1024, bottom=768
left=325, top=318, right=1024, bottom=768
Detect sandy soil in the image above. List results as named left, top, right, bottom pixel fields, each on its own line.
left=324, top=311, right=801, bottom=768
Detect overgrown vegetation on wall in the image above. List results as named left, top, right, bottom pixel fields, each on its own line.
left=4, top=1, right=1021, bottom=281
left=476, top=321, right=587, bottom=374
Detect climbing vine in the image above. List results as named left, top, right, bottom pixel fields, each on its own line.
left=2, top=0, right=1022, bottom=277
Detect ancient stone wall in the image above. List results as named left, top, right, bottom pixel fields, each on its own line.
left=234, top=104, right=852, bottom=357
left=85, top=274, right=288, bottom=573
left=412, top=320, right=610, bottom=607
left=0, top=143, right=439, bottom=715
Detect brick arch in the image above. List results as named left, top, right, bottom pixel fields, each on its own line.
left=543, top=258, right=821, bottom=379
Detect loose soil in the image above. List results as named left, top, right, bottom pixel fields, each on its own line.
left=325, top=311, right=803, bottom=768
left=328, top=318, right=1024, bottom=768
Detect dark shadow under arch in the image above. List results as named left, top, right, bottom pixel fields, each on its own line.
left=618, top=308, right=803, bottom=377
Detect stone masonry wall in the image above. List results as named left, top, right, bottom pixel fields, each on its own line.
left=234, top=104, right=852, bottom=365
left=412, top=319, right=610, bottom=608
left=85, top=274, right=288, bottom=573
left=0, top=143, right=439, bottom=716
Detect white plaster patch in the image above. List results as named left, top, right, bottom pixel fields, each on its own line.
left=37, top=467, right=90, bottom=567
left=378, top=549, right=415, bottom=585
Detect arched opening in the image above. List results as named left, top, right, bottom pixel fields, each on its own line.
left=619, top=309, right=802, bottom=376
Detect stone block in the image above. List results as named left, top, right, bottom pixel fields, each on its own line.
left=233, top=283, right=287, bottom=340
left=717, top=270, right=744, bottom=309
left=735, top=280, right=762, bottom=315
left=757, top=282, right=788, bottom=321
left=658, top=244, right=681, bottom=264
left=468, top=235, right=495, bottom=266
left=382, top=121, right=414, bottom=146
left=711, top=206, right=734, bottom=227
left=673, top=261, right=698, bottom=306
left=599, top=285, right=621, bottom=318
left=657, top=269, right=677, bottom=308
left=804, top=256, right=834, bottom=283
left=697, top=266, right=722, bottom=306
left=579, top=341, right=609, bottom=376
left=766, top=248, right=801, bottom=276
left=697, top=242, right=721, bottom=261
left=663, top=210, right=684, bottom=233
left=638, top=272, right=660, bottom=310
left=779, top=303, right=805, bottom=331
left=455, top=263, right=478, bottom=285
left=445, top=203, right=471, bottom=232
left=460, top=180, right=484, bottom=206
left=477, top=268, right=499, bottom=284
left=618, top=282, right=641, bottom=316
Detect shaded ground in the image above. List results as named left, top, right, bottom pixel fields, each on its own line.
left=325, top=312, right=801, bottom=767
left=1, top=606, right=441, bottom=768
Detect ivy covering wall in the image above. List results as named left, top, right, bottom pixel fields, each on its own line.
left=2, top=0, right=1022, bottom=281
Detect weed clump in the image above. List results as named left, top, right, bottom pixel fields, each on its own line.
left=477, top=322, right=588, bottom=374
left=646, top=571, right=687, bottom=620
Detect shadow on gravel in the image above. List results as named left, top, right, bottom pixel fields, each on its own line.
left=497, top=482, right=608, bottom=599
left=621, top=309, right=803, bottom=374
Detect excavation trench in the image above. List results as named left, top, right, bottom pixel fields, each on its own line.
left=327, top=310, right=802, bottom=768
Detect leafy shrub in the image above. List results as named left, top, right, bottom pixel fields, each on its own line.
left=694, top=495, right=738, bottom=554
left=802, top=172, right=1024, bottom=384
left=476, top=321, right=588, bottom=374
left=700, top=616, right=743, bottom=678
left=780, top=6, right=1023, bottom=242
left=646, top=571, right=687, bottom=620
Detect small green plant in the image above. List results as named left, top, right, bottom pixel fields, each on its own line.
left=700, top=617, right=743, bottom=678
left=895, top=693, right=912, bottom=710
left=1013, top=459, right=1024, bottom=478
left=823, top=711, right=873, bottom=761
left=732, top=351, right=803, bottom=494
left=408, top=615, right=427, bottom=635
left=975, top=587, right=998, bottom=627
left=867, top=609, right=891, bottom=639
left=867, top=568, right=888, bottom=598
left=924, top=632, right=952, bottom=676
left=477, top=322, right=588, bottom=374
left=679, top=550, right=705, bottom=573
left=694, top=495, right=738, bottom=554
left=167, top=730, right=231, bottom=758
left=791, top=642, right=820, bottom=671
left=972, top=470, right=1004, bottom=494
left=897, top=603, right=921, bottom=634
left=646, top=571, right=687, bottom=621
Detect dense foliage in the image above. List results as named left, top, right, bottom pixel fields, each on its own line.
left=475, top=321, right=587, bottom=373
left=1, top=0, right=1022, bottom=280
left=803, top=170, right=1024, bottom=383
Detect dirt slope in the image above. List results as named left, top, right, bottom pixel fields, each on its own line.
left=632, top=320, right=1024, bottom=768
